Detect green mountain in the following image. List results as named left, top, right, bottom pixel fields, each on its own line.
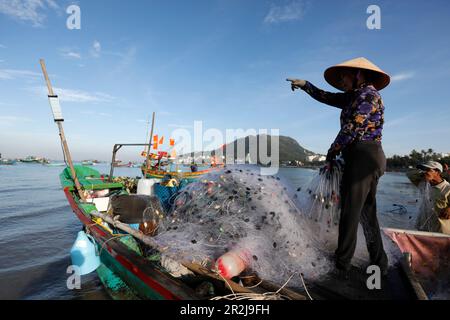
left=185, top=135, right=318, bottom=163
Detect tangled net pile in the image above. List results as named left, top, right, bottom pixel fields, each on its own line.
left=152, top=165, right=334, bottom=286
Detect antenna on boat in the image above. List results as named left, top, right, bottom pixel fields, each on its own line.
left=144, top=112, right=156, bottom=175
left=39, top=59, right=86, bottom=201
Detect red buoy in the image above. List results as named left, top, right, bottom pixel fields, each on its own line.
left=215, top=249, right=250, bottom=279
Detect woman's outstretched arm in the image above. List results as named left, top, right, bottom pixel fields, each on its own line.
left=301, top=81, right=351, bottom=109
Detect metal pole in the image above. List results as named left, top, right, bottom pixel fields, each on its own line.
left=144, top=112, right=155, bottom=177
left=40, top=59, right=86, bottom=201
left=109, top=144, right=122, bottom=181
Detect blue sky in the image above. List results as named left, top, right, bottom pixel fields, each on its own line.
left=0, top=0, right=449, bottom=161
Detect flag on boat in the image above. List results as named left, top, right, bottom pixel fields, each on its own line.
left=153, top=135, right=159, bottom=150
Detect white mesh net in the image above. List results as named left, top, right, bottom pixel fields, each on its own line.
left=152, top=165, right=335, bottom=286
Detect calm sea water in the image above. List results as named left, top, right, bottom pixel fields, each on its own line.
left=0, top=163, right=420, bottom=300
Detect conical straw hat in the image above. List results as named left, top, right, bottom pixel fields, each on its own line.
left=324, top=57, right=390, bottom=91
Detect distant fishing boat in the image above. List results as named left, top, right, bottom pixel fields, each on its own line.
left=45, top=162, right=66, bottom=167
left=0, top=158, right=16, bottom=165
left=81, top=160, right=94, bottom=166
left=113, top=160, right=133, bottom=168
left=19, top=156, right=40, bottom=163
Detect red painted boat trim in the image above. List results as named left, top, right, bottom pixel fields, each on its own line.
left=64, top=187, right=181, bottom=300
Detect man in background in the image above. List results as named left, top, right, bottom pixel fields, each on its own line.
left=416, top=161, right=450, bottom=234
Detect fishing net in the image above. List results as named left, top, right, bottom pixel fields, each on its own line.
left=297, top=159, right=344, bottom=230
left=415, top=182, right=442, bottom=233
left=152, top=165, right=334, bottom=286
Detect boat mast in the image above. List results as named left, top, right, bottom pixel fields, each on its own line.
left=39, top=59, right=86, bottom=201
left=144, top=112, right=155, bottom=174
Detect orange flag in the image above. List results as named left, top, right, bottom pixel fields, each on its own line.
left=169, top=138, right=175, bottom=146
left=152, top=135, right=158, bottom=150
left=159, top=136, right=164, bottom=145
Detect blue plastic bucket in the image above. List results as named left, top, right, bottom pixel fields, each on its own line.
left=70, top=231, right=101, bottom=275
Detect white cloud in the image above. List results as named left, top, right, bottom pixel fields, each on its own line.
left=0, top=115, right=33, bottom=126
left=391, top=72, right=415, bottom=82
left=91, top=41, right=102, bottom=58
left=34, top=86, right=115, bottom=103
left=0, top=68, right=40, bottom=80
left=0, top=44, right=6, bottom=48
left=60, top=48, right=82, bottom=59
left=264, top=0, right=306, bottom=24
left=54, top=87, right=115, bottom=103
left=0, top=0, right=59, bottom=27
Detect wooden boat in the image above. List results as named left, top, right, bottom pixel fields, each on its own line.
left=60, top=165, right=424, bottom=300
left=60, top=165, right=312, bottom=300
left=141, top=166, right=222, bottom=181
left=0, top=158, right=16, bottom=165
left=383, top=228, right=450, bottom=299
left=113, top=160, right=134, bottom=168
left=40, top=59, right=420, bottom=301
left=19, top=156, right=40, bottom=163
left=45, top=162, right=66, bottom=167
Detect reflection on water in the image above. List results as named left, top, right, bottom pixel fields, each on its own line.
left=0, top=163, right=421, bottom=299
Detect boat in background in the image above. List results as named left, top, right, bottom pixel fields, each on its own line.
left=141, top=153, right=223, bottom=181
left=0, top=158, right=16, bottom=165
left=45, top=162, right=66, bottom=167
left=82, top=160, right=95, bottom=166
left=142, top=165, right=221, bottom=181
left=19, top=156, right=40, bottom=163
left=113, top=160, right=133, bottom=168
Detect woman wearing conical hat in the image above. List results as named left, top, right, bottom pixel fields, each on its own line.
left=288, top=57, right=390, bottom=277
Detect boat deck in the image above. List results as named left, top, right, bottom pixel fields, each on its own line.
left=295, top=265, right=417, bottom=300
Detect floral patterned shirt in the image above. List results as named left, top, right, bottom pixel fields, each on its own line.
left=301, top=81, right=384, bottom=154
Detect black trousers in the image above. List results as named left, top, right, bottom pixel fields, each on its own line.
left=335, top=141, right=388, bottom=271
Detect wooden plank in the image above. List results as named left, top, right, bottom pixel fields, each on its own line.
left=399, top=252, right=429, bottom=300
left=383, top=227, right=450, bottom=238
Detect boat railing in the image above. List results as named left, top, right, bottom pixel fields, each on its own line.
left=109, top=143, right=151, bottom=181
